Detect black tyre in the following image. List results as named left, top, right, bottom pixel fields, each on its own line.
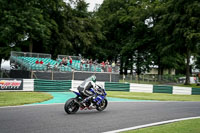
left=64, top=98, right=79, bottom=114
left=96, top=98, right=108, bottom=111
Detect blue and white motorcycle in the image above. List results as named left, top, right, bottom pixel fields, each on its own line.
left=64, top=85, right=108, bottom=114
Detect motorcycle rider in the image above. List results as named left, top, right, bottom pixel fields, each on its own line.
left=77, top=75, right=97, bottom=109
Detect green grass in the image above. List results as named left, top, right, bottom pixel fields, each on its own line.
left=123, top=118, right=200, bottom=133
left=107, top=91, right=200, bottom=101
left=0, top=92, right=53, bottom=107
left=176, top=84, right=200, bottom=88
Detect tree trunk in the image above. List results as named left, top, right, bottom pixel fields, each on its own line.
left=120, top=56, right=123, bottom=74
left=0, top=57, right=2, bottom=70
left=29, top=37, right=33, bottom=53
left=185, top=48, right=190, bottom=85
left=158, top=56, right=162, bottom=81
left=130, top=56, right=133, bottom=75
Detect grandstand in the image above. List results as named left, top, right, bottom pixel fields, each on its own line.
left=10, top=51, right=117, bottom=73
left=9, top=51, right=119, bottom=82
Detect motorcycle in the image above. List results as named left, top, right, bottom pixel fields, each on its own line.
left=64, top=85, right=108, bottom=114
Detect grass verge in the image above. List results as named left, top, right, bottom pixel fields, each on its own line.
left=123, top=118, right=200, bottom=133
left=0, top=92, right=53, bottom=107
left=176, top=84, right=200, bottom=88
left=107, top=91, right=200, bottom=101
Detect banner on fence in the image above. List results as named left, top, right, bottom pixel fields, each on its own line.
left=0, top=79, right=23, bottom=90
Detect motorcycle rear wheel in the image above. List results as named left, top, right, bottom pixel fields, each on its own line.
left=64, top=98, right=79, bottom=114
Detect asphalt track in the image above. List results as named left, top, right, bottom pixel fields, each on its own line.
left=1, top=101, right=200, bottom=133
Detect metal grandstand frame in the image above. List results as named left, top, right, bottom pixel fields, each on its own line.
left=57, top=55, right=81, bottom=60
left=11, top=51, right=51, bottom=58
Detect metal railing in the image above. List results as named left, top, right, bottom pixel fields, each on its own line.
left=120, top=74, right=184, bottom=85
left=11, top=51, right=51, bottom=58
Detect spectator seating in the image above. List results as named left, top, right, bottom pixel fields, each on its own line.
left=10, top=56, right=72, bottom=72
left=10, top=55, right=114, bottom=73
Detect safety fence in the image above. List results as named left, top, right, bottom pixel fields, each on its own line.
left=120, top=74, right=198, bottom=85
left=0, top=79, right=200, bottom=95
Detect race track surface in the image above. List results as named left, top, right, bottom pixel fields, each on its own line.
left=1, top=102, right=200, bottom=133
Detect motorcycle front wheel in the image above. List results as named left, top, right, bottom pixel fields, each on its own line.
left=64, top=98, right=80, bottom=114
left=96, top=98, right=108, bottom=111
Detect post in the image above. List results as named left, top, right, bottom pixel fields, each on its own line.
left=143, top=75, right=144, bottom=82
left=72, top=71, right=74, bottom=80
left=51, top=71, right=53, bottom=80
left=31, top=71, right=33, bottom=79
left=130, top=74, right=132, bottom=83
left=110, top=73, right=112, bottom=82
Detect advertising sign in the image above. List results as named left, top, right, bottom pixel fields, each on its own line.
left=0, top=79, right=23, bottom=90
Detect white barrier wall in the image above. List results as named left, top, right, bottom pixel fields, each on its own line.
left=23, top=79, right=34, bottom=91
left=72, top=80, right=105, bottom=90
left=173, top=86, right=192, bottom=95
left=130, top=83, right=153, bottom=93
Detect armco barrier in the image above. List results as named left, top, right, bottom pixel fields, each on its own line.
left=130, top=83, right=153, bottom=93
left=192, top=88, right=200, bottom=95
left=173, top=86, right=191, bottom=95
left=153, top=85, right=173, bottom=94
left=34, top=79, right=71, bottom=92
left=105, top=82, right=130, bottom=91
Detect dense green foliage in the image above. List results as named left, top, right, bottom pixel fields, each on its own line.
left=0, top=0, right=200, bottom=84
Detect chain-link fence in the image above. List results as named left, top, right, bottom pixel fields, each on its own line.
left=120, top=74, right=184, bottom=85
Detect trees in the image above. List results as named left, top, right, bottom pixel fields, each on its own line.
left=0, top=0, right=104, bottom=60
left=0, top=0, right=199, bottom=84
left=96, top=0, right=155, bottom=74
left=157, top=0, right=200, bottom=84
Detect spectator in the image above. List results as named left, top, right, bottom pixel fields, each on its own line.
left=112, top=61, right=116, bottom=72
left=80, top=58, right=85, bottom=71
left=93, top=60, right=97, bottom=72
left=54, top=63, right=59, bottom=71
left=61, top=57, right=68, bottom=66
left=85, top=59, right=89, bottom=71
left=101, top=61, right=105, bottom=72
left=89, top=59, right=93, bottom=71
left=105, top=60, right=109, bottom=72
left=69, top=57, right=72, bottom=65
left=105, top=60, right=109, bottom=65
left=81, top=58, right=85, bottom=65
left=46, top=62, right=51, bottom=70
left=35, top=59, right=39, bottom=64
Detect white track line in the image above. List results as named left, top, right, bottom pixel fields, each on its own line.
left=103, top=116, right=200, bottom=133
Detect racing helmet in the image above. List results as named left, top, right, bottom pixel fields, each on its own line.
left=91, top=75, right=96, bottom=83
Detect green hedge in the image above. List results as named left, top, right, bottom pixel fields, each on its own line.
left=34, top=79, right=71, bottom=92
left=105, top=82, right=130, bottom=91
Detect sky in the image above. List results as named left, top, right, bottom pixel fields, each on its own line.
left=85, top=0, right=104, bottom=11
